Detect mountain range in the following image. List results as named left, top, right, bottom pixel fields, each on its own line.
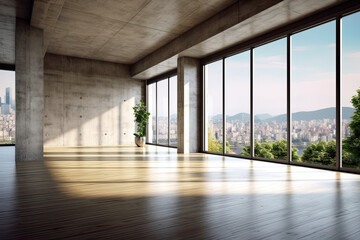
left=211, top=107, right=355, bottom=122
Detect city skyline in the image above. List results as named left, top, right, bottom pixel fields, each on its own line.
left=0, top=70, right=16, bottom=144
left=0, top=70, right=15, bottom=105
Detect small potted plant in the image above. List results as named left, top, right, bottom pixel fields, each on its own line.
left=133, top=100, right=150, bottom=147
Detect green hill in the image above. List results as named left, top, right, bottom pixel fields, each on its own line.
left=210, top=107, right=355, bottom=122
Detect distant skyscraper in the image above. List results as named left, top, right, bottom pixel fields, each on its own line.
left=1, top=104, right=10, bottom=115
left=0, top=96, right=2, bottom=106
left=6, top=87, right=11, bottom=105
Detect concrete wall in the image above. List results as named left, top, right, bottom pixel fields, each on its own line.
left=177, top=57, right=202, bottom=153
left=0, top=15, right=15, bottom=65
left=44, top=54, right=145, bottom=147
left=15, top=19, right=44, bottom=161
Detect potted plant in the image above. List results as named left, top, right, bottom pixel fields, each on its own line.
left=133, top=100, right=150, bottom=147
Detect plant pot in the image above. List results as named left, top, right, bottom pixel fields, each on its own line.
left=135, top=136, right=145, bottom=147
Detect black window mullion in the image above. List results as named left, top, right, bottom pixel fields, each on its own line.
left=336, top=16, right=342, bottom=170
left=156, top=82, right=158, bottom=144
left=287, top=34, right=292, bottom=164
left=250, top=48, right=254, bottom=158
left=223, top=58, right=226, bottom=155
left=203, top=66, right=206, bottom=151
left=168, top=77, right=170, bottom=146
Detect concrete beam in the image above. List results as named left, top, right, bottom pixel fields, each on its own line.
left=16, top=19, right=44, bottom=161
left=177, top=57, right=201, bottom=153
left=131, top=0, right=282, bottom=77
left=31, top=0, right=65, bottom=55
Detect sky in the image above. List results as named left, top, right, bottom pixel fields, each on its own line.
left=147, top=76, right=177, bottom=117
left=226, top=51, right=250, bottom=116
left=204, top=10, right=360, bottom=117
left=157, top=79, right=168, bottom=119
left=0, top=70, right=15, bottom=104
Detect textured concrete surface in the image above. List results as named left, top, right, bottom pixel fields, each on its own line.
left=15, top=19, right=44, bottom=161
left=34, top=0, right=236, bottom=64
left=0, top=0, right=32, bottom=65
left=131, top=0, right=282, bottom=77
left=177, top=57, right=201, bottom=153
left=0, top=15, right=15, bottom=64
left=31, top=0, right=65, bottom=55
left=0, top=0, right=32, bottom=20
left=131, top=0, right=347, bottom=79
left=28, top=0, right=346, bottom=80
left=43, top=54, right=145, bottom=147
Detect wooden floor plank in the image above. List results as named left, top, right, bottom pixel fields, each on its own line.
left=0, top=145, right=360, bottom=239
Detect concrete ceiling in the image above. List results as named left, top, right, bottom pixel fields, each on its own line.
left=30, top=0, right=351, bottom=80
left=34, top=0, right=238, bottom=63
left=131, top=0, right=349, bottom=79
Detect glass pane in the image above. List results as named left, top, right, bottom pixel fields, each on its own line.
left=169, top=76, right=177, bottom=147
left=225, top=51, right=250, bottom=155
left=342, top=12, right=360, bottom=169
left=291, top=21, right=336, bottom=166
left=157, top=79, right=168, bottom=145
left=147, top=83, right=156, bottom=144
left=0, top=70, right=15, bottom=145
left=204, top=60, right=223, bottom=153
left=253, top=38, right=287, bottom=160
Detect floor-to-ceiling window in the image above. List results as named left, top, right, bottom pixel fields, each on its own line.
left=342, top=11, right=360, bottom=169
left=202, top=6, right=360, bottom=174
left=146, top=74, right=177, bottom=147
left=157, top=80, right=168, bottom=145
left=0, top=69, right=15, bottom=145
left=204, top=60, right=223, bottom=153
left=169, top=76, right=177, bottom=146
left=146, top=82, right=157, bottom=144
left=291, top=21, right=336, bottom=166
left=225, top=51, right=250, bottom=155
left=254, top=38, right=287, bottom=160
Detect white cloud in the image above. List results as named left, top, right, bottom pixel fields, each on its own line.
left=293, top=46, right=309, bottom=51
left=226, top=61, right=249, bottom=69
left=292, top=77, right=336, bottom=112
left=347, top=51, right=360, bottom=58
left=313, top=72, right=335, bottom=78
left=253, top=75, right=287, bottom=115
left=328, top=43, right=336, bottom=48
left=342, top=73, right=360, bottom=108
left=254, top=55, right=286, bottom=70
left=256, top=56, right=282, bottom=62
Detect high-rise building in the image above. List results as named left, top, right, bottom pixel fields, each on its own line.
left=0, top=96, right=2, bottom=106
left=1, top=104, right=10, bottom=115
left=6, top=87, right=11, bottom=105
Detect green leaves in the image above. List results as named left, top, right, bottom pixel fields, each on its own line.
left=241, top=140, right=300, bottom=160
left=133, top=100, right=150, bottom=137
left=207, top=130, right=230, bottom=153
left=302, top=140, right=336, bottom=166
left=343, top=88, right=360, bottom=168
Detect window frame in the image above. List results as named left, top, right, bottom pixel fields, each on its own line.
left=146, top=70, right=177, bottom=148
left=200, top=2, right=360, bottom=174
left=0, top=64, right=16, bottom=147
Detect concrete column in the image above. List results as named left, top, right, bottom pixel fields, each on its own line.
left=15, top=19, right=44, bottom=161
left=177, top=57, right=202, bottom=153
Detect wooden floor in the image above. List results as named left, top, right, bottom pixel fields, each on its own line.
left=1, top=145, right=360, bottom=239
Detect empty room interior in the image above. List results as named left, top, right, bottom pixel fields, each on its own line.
left=1, top=0, right=360, bottom=239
